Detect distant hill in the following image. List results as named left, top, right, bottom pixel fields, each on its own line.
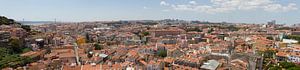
left=0, top=16, right=31, bottom=31
left=0, top=16, right=21, bottom=25
left=18, top=21, right=54, bottom=25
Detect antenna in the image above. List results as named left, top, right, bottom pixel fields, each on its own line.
left=54, top=18, right=57, bottom=24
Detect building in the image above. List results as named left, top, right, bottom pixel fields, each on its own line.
left=288, top=52, right=300, bottom=63
left=35, top=39, right=45, bottom=48
left=292, top=31, right=300, bottom=35
left=173, top=58, right=202, bottom=69
left=286, top=45, right=300, bottom=63
left=200, top=60, right=220, bottom=70
left=167, top=49, right=183, bottom=58
left=0, top=31, right=11, bottom=43
left=276, top=51, right=288, bottom=62
left=10, top=28, right=26, bottom=38
left=161, top=39, right=177, bottom=45
left=150, top=29, right=184, bottom=37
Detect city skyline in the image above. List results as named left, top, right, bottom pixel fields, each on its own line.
left=1, top=0, right=300, bottom=24
left=2, top=1, right=300, bottom=69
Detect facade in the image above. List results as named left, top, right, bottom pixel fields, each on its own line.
left=150, top=30, right=183, bottom=37
left=292, top=31, right=300, bottom=35
left=0, top=31, right=11, bottom=44
left=288, top=53, right=300, bottom=63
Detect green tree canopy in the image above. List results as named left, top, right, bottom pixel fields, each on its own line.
left=185, top=27, right=202, bottom=32
left=9, top=38, right=24, bottom=53
left=280, top=61, right=296, bottom=69
left=94, top=43, right=102, bottom=50
left=0, top=16, right=31, bottom=32
left=0, top=16, right=33, bottom=69
left=228, top=25, right=240, bottom=31
left=142, top=31, right=150, bottom=36
left=0, top=50, right=33, bottom=69
left=267, top=36, right=274, bottom=40
left=264, top=50, right=276, bottom=58
left=286, top=35, right=300, bottom=44
left=207, top=28, right=214, bottom=33
left=269, top=66, right=281, bottom=70
left=157, top=50, right=167, bottom=58
left=287, top=67, right=300, bottom=70
left=21, top=25, right=31, bottom=32
left=0, top=47, right=11, bottom=59
left=0, top=16, right=20, bottom=25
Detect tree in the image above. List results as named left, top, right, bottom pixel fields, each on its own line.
left=133, top=31, right=143, bottom=40
left=141, top=31, right=150, bottom=45
left=286, top=35, right=300, bottom=44
left=0, top=47, right=11, bottom=59
left=0, top=54, right=33, bottom=69
left=280, top=61, right=296, bottom=69
left=0, top=16, right=31, bottom=32
left=157, top=50, right=167, bottom=57
left=228, top=25, right=240, bottom=31
left=85, top=33, right=91, bottom=43
left=76, top=36, right=86, bottom=45
left=0, top=16, right=34, bottom=68
left=269, top=66, right=281, bottom=70
left=276, top=27, right=293, bottom=30
left=21, top=25, right=31, bottom=32
left=0, top=16, right=20, bottom=25
left=9, top=38, right=24, bottom=53
left=185, top=27, right=202, bottom=32
left=267, top=36, right=274, bottom=40
left=94, top=43, right=102, bottom=50
left=207, top=28, right=214, bottom=33
left=288, top=67, right=300, bottom=70
left=264, top=50, right=276, bottom=58
left=142, top=32, right=150, bottom=36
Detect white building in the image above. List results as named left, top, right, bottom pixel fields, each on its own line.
left=287, top=45, right=300, bottom=63
left=288, top=52, right=300, bottom=63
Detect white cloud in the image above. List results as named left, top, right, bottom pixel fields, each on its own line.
left=189, top=1, right=197, bottom=5
left=160, top=1, right=169, bottom=6
left=143, top=6, right=148, bottom=9
left=264, top=3, right=298, bottom=12
left=160, top=0, right=298, bottom=13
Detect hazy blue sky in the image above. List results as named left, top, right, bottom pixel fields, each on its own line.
left=0, top=0, right=299, bottom=24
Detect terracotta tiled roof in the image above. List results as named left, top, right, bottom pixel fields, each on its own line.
left=164, top=57, right=174, bottom=63
left=276, top=52, right=288, bottom=57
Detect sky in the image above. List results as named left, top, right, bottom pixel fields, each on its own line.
left=0, top=0, right=300, bottom=24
